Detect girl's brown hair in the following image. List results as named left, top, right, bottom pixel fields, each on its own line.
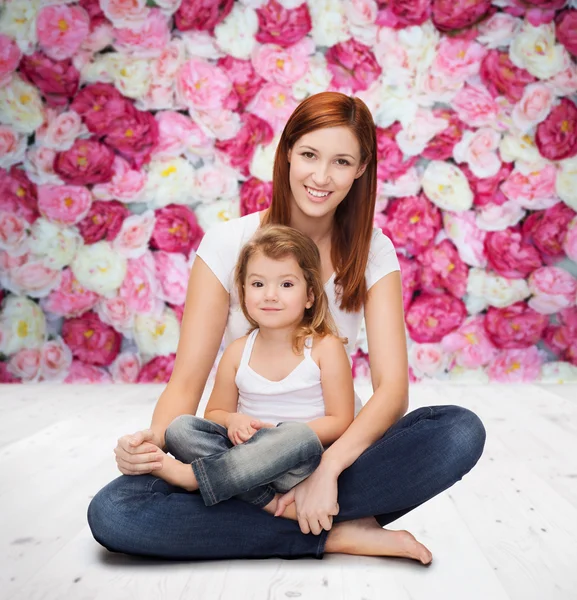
left=235, top=225, right=346, bottom=353
left=261, top=91, right=377, bottom=313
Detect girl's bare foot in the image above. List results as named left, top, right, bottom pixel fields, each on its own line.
left=263, top=494, right=298, bottom=520
left=325, top=517, right=432, bottom=565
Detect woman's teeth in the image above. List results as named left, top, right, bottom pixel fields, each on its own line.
left=306, top=186, right=330, bottom=198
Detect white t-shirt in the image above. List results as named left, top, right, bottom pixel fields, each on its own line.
left=195, top=211, right=400, bottom=356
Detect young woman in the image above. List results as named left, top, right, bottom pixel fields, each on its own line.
left=88, top=92, right=485, bottom=563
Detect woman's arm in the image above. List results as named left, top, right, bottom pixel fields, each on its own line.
left=149, top=257, right=229, bottom=448
left=306, top=335, right=355, bottom=446
left=321, top=271, right=409, bottom=475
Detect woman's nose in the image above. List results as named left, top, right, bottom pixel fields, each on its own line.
left=311, top=164, right=330, bottom=186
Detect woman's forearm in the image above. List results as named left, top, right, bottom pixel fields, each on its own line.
left=320, top=384, right=408, bottom=475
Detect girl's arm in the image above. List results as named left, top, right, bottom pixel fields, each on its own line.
left=306, top=335, right=355, bottom=446
left=320, top=271, right=409, bottom=475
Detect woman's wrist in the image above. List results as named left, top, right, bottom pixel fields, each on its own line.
left=319, top=452, right=344, bottom=477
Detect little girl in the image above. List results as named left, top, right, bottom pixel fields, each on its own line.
left=154, top=225, right=355, bottom=517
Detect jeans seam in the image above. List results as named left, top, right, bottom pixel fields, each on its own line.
left=250, top=487, right=276, bottom=508
left=191, top=458, right=217, bottom=506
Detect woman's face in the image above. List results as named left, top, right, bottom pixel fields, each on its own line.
left=287, top=126, right=366, bottom=220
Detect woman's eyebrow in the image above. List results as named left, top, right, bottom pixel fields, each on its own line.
left=298, top=144, right=356, bottom=160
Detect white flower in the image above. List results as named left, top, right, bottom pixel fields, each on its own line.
left=539, top=361, right=577, bottom=384
left=79, top=53, right=121, bottom=85
left=112, top=55, right=151, bottom=99
left=134, top=308, right=180, bottom=358
left=380, top=167, right=422, bottom=198
left=0, top=295, right=46, bottom=355
left=71, top=241, right=127, bottom=297
left=475, top=201, right=526, bottom=232
left=448, top=366, right=490, bottom=383
left=292, top=53, right=332, bottom=100
left=408, top=343, right=449, bottom=379
left=0, top=75, right=44, bottom=134
left=192, top=162, right=240, bottom=204
left=499, top=131, right=549, bottom=172
left=179, top=31, right=224, bottom=60
left=466, top=268, right=531, bottom=312
left=113, top=210, right=156, bottom=259
left=358, top=79, right=418, bottom=128
left=0, top=125, right=27, bottom=169
left=396, top=108, right=448, bottom=156
left=0, top=0, right=41, bottom=54
left=509, top=22, right=568, bottom=80
left=96, top=296, right=135, bottom=338
left=190, top=108, right=243, bottom=142
left=556, top=156, right=577, bottom=211
left=276, top=0, right=306, bottom=7
left=152, top=0, right=182, bottom=14
left=194, top=199, right=240, bottom=232
left=345, top=0, right=378, bottom=46
left=249, top=134, right=280, bottom=182
left=30, top=218, right=82, bottom=270
left=214, top=4, right=258, bottom=60
left=309, top=0, right=350, bottom=48
left=422, top=161, right=473, bottom=212
left=144, top=157, right=197, bottom=208
left=476, top=13, right=521, bottom=49
left=453, top=128, right=502, bottom=179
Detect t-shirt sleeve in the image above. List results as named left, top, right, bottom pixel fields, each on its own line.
left=365, top=228, right=401, bottom=290
left=195, top=220, right=238, bottom=293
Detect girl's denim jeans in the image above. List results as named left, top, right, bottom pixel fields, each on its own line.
left=164, top=415, right=323, bottom=508
left=88, top=405, right=486, bottom=560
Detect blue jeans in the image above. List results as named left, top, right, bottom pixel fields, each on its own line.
left=88, top=405, right=486, bottom=560
left=164, top=415, right=323, bottom=507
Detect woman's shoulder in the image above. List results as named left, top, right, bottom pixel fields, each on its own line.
left=365, top=227, right=400, bottom=289
left=368, top=227, right=396, bottom=260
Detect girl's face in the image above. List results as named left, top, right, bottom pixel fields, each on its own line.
left=287, top=126, right=367, bottom=220
left=244, top=251, right=313, bottom=331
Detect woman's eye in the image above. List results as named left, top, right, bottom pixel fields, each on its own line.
left=302, top=152, right=315, bottom=159
left=336, top=158, right=350, bottom=166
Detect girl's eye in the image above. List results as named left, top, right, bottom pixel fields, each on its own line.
left=251, top=282, right=263, bottom=287
left=282, top=282, right=294, bottom=288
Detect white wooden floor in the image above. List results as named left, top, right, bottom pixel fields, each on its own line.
left=0, top=383, right=576, bottom=600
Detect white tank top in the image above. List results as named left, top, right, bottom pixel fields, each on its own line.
left=235, top=329, right=326, bottom=426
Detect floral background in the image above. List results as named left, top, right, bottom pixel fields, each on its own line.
left=1, top=0, right=577, bottom=385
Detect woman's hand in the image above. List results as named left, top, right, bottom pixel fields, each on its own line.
left=114, top=428, right=164, bottom=475
left=275, top=463, right=340, bottom=535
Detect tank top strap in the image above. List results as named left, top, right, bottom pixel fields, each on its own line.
left=303, top=336, right=313, bottom=358
left=239, top=329, right=259, bottom=370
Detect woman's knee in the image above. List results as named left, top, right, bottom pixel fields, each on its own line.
left=442, top=405, right=486, bottom=473
left=87, top=477, right=126, bottom=551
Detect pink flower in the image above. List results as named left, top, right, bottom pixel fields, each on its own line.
left=446, top=209, right=489, bottom=266
left=36, top=110, right=85, bottom=152
left=64, top=360, right=112, bottom=383
left=377, top=0, right=431, bottom=27
left=240, top=177, right=273, bottom=217
left=62, top=311, right=122, bottom=367
left=19, top=52, right=80, bottom=107
left=154, top=251, right=189, bottom=306
left=41, top=268, right=99, bottom=318
left=0, top=362, right=20, bottom=384
left=485, top=228, right=543, bottom=279
left=174, top=0, right=234, bottom=31
left=484, top=302, right=548, bottom=349
left=92, top=156, right=147, bottom=203
left=381, top=195, right=442, bottom=256
left=104, top=109, right=159, bottom=169
left=247, top=83, right=298, bottom=133
left=0, top=211, right=28, bottom=256
left=536, top=98, right=577, bottom=161
left=77, top=200, right=130, bottom=245
left=38, top=184, right=92, bottom=226
left=256, top=0, right=312, bottom=47
left=432, top=0, right=492, bottom=32
left=376, top=124, right=418, bottom=181
left=150, top=204, right=204, bottom=256
left=397, top=254, right=421, bottom=312
left=100, top=0, right=149, bottom=29
left=477, top=13, right=522, bottom=48
left=252, top=39, right=312, bottom=86
left=217, top=56, right=266, bottom=110
left=522, top=203, right=576, bottom=263
left=556, top=10, right=577, bottom=57
left=176, top=59, right=232, bottom=111
left=486, top=347, right=544, bottom=382
left=137, top=354, right=176, bottom=383
left=7, top=259, right=62, bottom=298
left=451, top=84, right=500, bottom=128
left=501, top=165, right=558, bottom=210
left=0, top=34, right=21, bottom=86
left=512, top=83, right=554, bottom=133
left=154, top=112, right=212, bottom=160
left=54, top=139, right=115, bottom=186
left=70, top=83, right=131, bottom=137
left=564, top=216, right=577, bottom=262
left=216, top=113, right=273, bottom=177
left=169, top=303, right=184, bottom=324
left=406, top=293, right=467, bottom=343
left=431, top=38, right=487, bottom=84
left=461, top=162, right=512, bottom=208
left=113, top=211, right=156, bottom=259
left=0, top=167, right=39, bottom=224
left=113, top=9, right=171, bottom=57
left=408, top=343, right=449, bottom=378
left=441, top=315, right=499, bottom=369
left=24, top=147, right=63, bottom=187
left=40, top=337, right=73, bottom=382
left=546, top=307, right=577, bottom=357
left=351, top=348, right=371, bottom=379
left=505, top=0, right=566, bottom=26
left=96, top=296, right=134, bottom=336
left=8, top=348, right=41, bottom=382
left=422, top=109, right=468, bottom=161
left=36, top=4, right=90, bottom=61
left=119, top=252, right=160, bottom=315
left=0, top=125, right=25, bottom=170
left=480, top=50, right=536, bottom=104
left=110, top=352, right=141, bottom=383
left=417, top=240, right=469, bottom=299
left=453, top=128, right=501, bottom=179
left=528, top=266, right=577, bottom=314
left=326, top=39, right=381, bottom=93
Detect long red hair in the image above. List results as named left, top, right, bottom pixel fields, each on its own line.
left=261, top=91, right=377, bottom=313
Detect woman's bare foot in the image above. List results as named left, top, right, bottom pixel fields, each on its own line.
left=325, top=517, right=432, bottom=565
left=263, top=494, right=298, bottom=520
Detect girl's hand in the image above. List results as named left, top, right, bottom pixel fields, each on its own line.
left=227, top=413, right=261, bottom=445
left=275, top=464, right=340, bottom=535
left=114, top=428, right=164, bottom=475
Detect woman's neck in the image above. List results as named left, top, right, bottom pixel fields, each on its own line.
left=288, top=206, right=334, bottom=246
